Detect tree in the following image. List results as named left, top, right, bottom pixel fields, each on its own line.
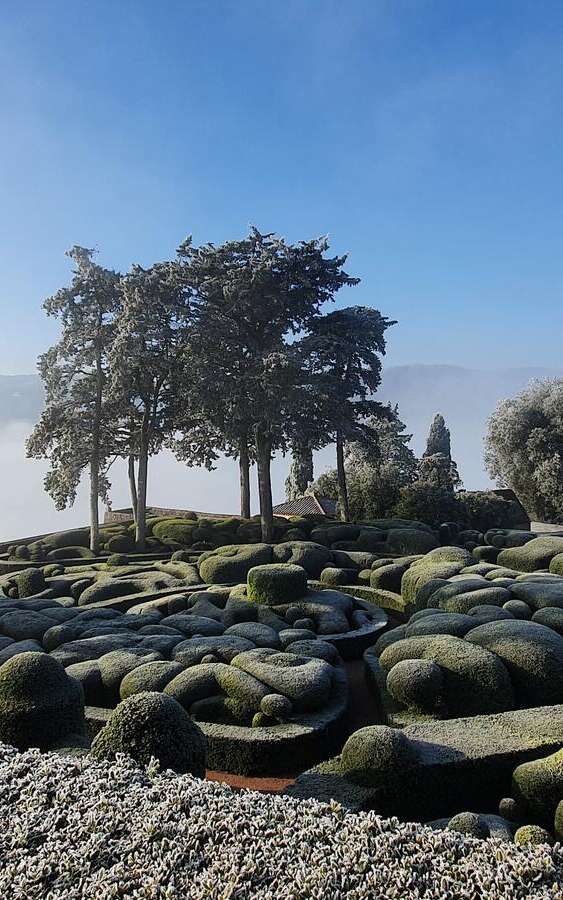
left=26, top=247, right=121, bottom=553
left=311, top=408, right=417, bottom=519
left=296, top=306, right=396, bottom=521
left=108, top=261, right=193, bottom=548
left=418, top=413, right=461, bottom=491
left=285, top=440, right=314, bottom=501
left=176, top=228, right=358, bottom=540
left=484, top=378, right=563, bottom=522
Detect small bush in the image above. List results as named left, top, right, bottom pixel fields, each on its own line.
left=247, top=564, right=308, bottom=605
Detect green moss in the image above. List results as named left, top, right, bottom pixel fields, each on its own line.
left=247, top=564, right=308, bottom=605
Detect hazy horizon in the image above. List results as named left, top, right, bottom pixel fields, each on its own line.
left=2, top=362, right=561, bottom=542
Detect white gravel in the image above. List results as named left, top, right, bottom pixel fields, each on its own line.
left=0, top=743, right=562, bottom=899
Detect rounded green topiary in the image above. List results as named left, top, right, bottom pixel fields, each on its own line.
left=320, top=567, right=357, bottom=586
left=15, top=567, right=46, bottom=598
left=514, top=825, right=553, bottom=846
left=260, top=693, right=293, bottom=719
left=90, top=691, right=207, bottom=775
left=512, top=748, right=563, bottom=823
left=340, top=725, right=418, bottom=787
left=198, top=544, right=273, bottom=584
left=447, top=812, right=490, bottom=839
left=107, top=534, right=136, bottom=554
left=0, top=651, right=85, bottom=750
left=386, top=658, right=443, bottom=712
left=247, top=564, right=308, bottom=606
left=106, top=553, right=130, bottom=567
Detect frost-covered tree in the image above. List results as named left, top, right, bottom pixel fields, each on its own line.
left=418, top=413, right=461, bottom=492
left=485, top=379, right=563, bottom=522
left=296, top=307, right=396, bottom=521
left=176, top=228, right=357, bottom=540
left=108, top=261, right=192, bottom=547
left=26, top=247, right=121, bottom=553
left=285, top=441, right=314, bottom=501
left=312, top=409, right=417, bottom=519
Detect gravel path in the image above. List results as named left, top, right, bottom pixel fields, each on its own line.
left=0, top=743, right=562, bottom=899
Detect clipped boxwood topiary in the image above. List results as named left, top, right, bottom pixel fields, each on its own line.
left=446, top=812, right=490, bottom=839
left=340, top=725, right=418, bottom=787
left=199, top=544, right=273, bottom=584
left=247, top=564, right=308, bottom=605
left=90, top=691, right=207, bottom=775
left=15, top=567, right=46, bottom=598
left=0, top=651, right=85, bottom=750
left=514, top=825, right=553, bottom=846
left=512, top=748, right=563, bottom=823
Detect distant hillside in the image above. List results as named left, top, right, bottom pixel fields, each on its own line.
left=377, top=364, right=563, bottom=488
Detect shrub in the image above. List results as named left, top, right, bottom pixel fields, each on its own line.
left=457, top=492, right=525, bottom=532
left=91, top=691, right=207, bottom=776
left=46, top=546, right=95, bottom=560
left=446, top=812, right=490, bottom=839
left=392, top=483, right=459, bottom=526
left=271, top=541, right=332, bottom=578
left=198, top=544, right=273, bottom=584
left=320, top=567, right=357, bottom=586
left=0, top=652, right=85, bottom=750
left=514, top=825, right=553, bottom=846
left=512, top=748, right=563, bottom=824
left=247, top=564, right=308, bottom=605
left=497, top=537, right=563, bottom=573
left=15, top=568, right=46, bottom=598
left=340, top=725, right=418, bottom=786
left=107, top=554, right=129, bottom=567
left=107, top=534, right=136, bottom=553
left=385, top=528, right=438, bottom=556
left=152, top=519, right=195, bottom=547
left=386, top=659, right=443, bottom=712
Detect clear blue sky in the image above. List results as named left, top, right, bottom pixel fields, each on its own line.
left=2, top=0, right=563, bottom=374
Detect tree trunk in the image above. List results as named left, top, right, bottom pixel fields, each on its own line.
left=256, top=432, right=274, bottom=542
left=336, top=430, right=350, bottom=522
left=128, top=454, right=138, bottom=524
left=90, top=320, right=103, bottom=554
left=89, top=456, right=100, bottom=554
left=135, top=441, right=149, bottom=549
left=239, top=435, right=251, bottom=519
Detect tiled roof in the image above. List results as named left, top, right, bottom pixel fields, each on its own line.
left=273, top=494, right=337, bottom=517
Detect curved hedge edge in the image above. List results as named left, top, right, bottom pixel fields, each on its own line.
left=84, top=668, right=348, bottom=777
left=309, top=582, right=409, bottom=619
left=286, top=703, right=563, bottom=820
left=321, top=611, right=387, bottom=661
left=82, top=583, right=223, bottom=613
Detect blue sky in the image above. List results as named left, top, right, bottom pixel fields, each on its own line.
left=1, top=0, right=563, bottom=374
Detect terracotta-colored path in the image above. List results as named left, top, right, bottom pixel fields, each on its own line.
left=205, top=659, right=381, bottom=794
